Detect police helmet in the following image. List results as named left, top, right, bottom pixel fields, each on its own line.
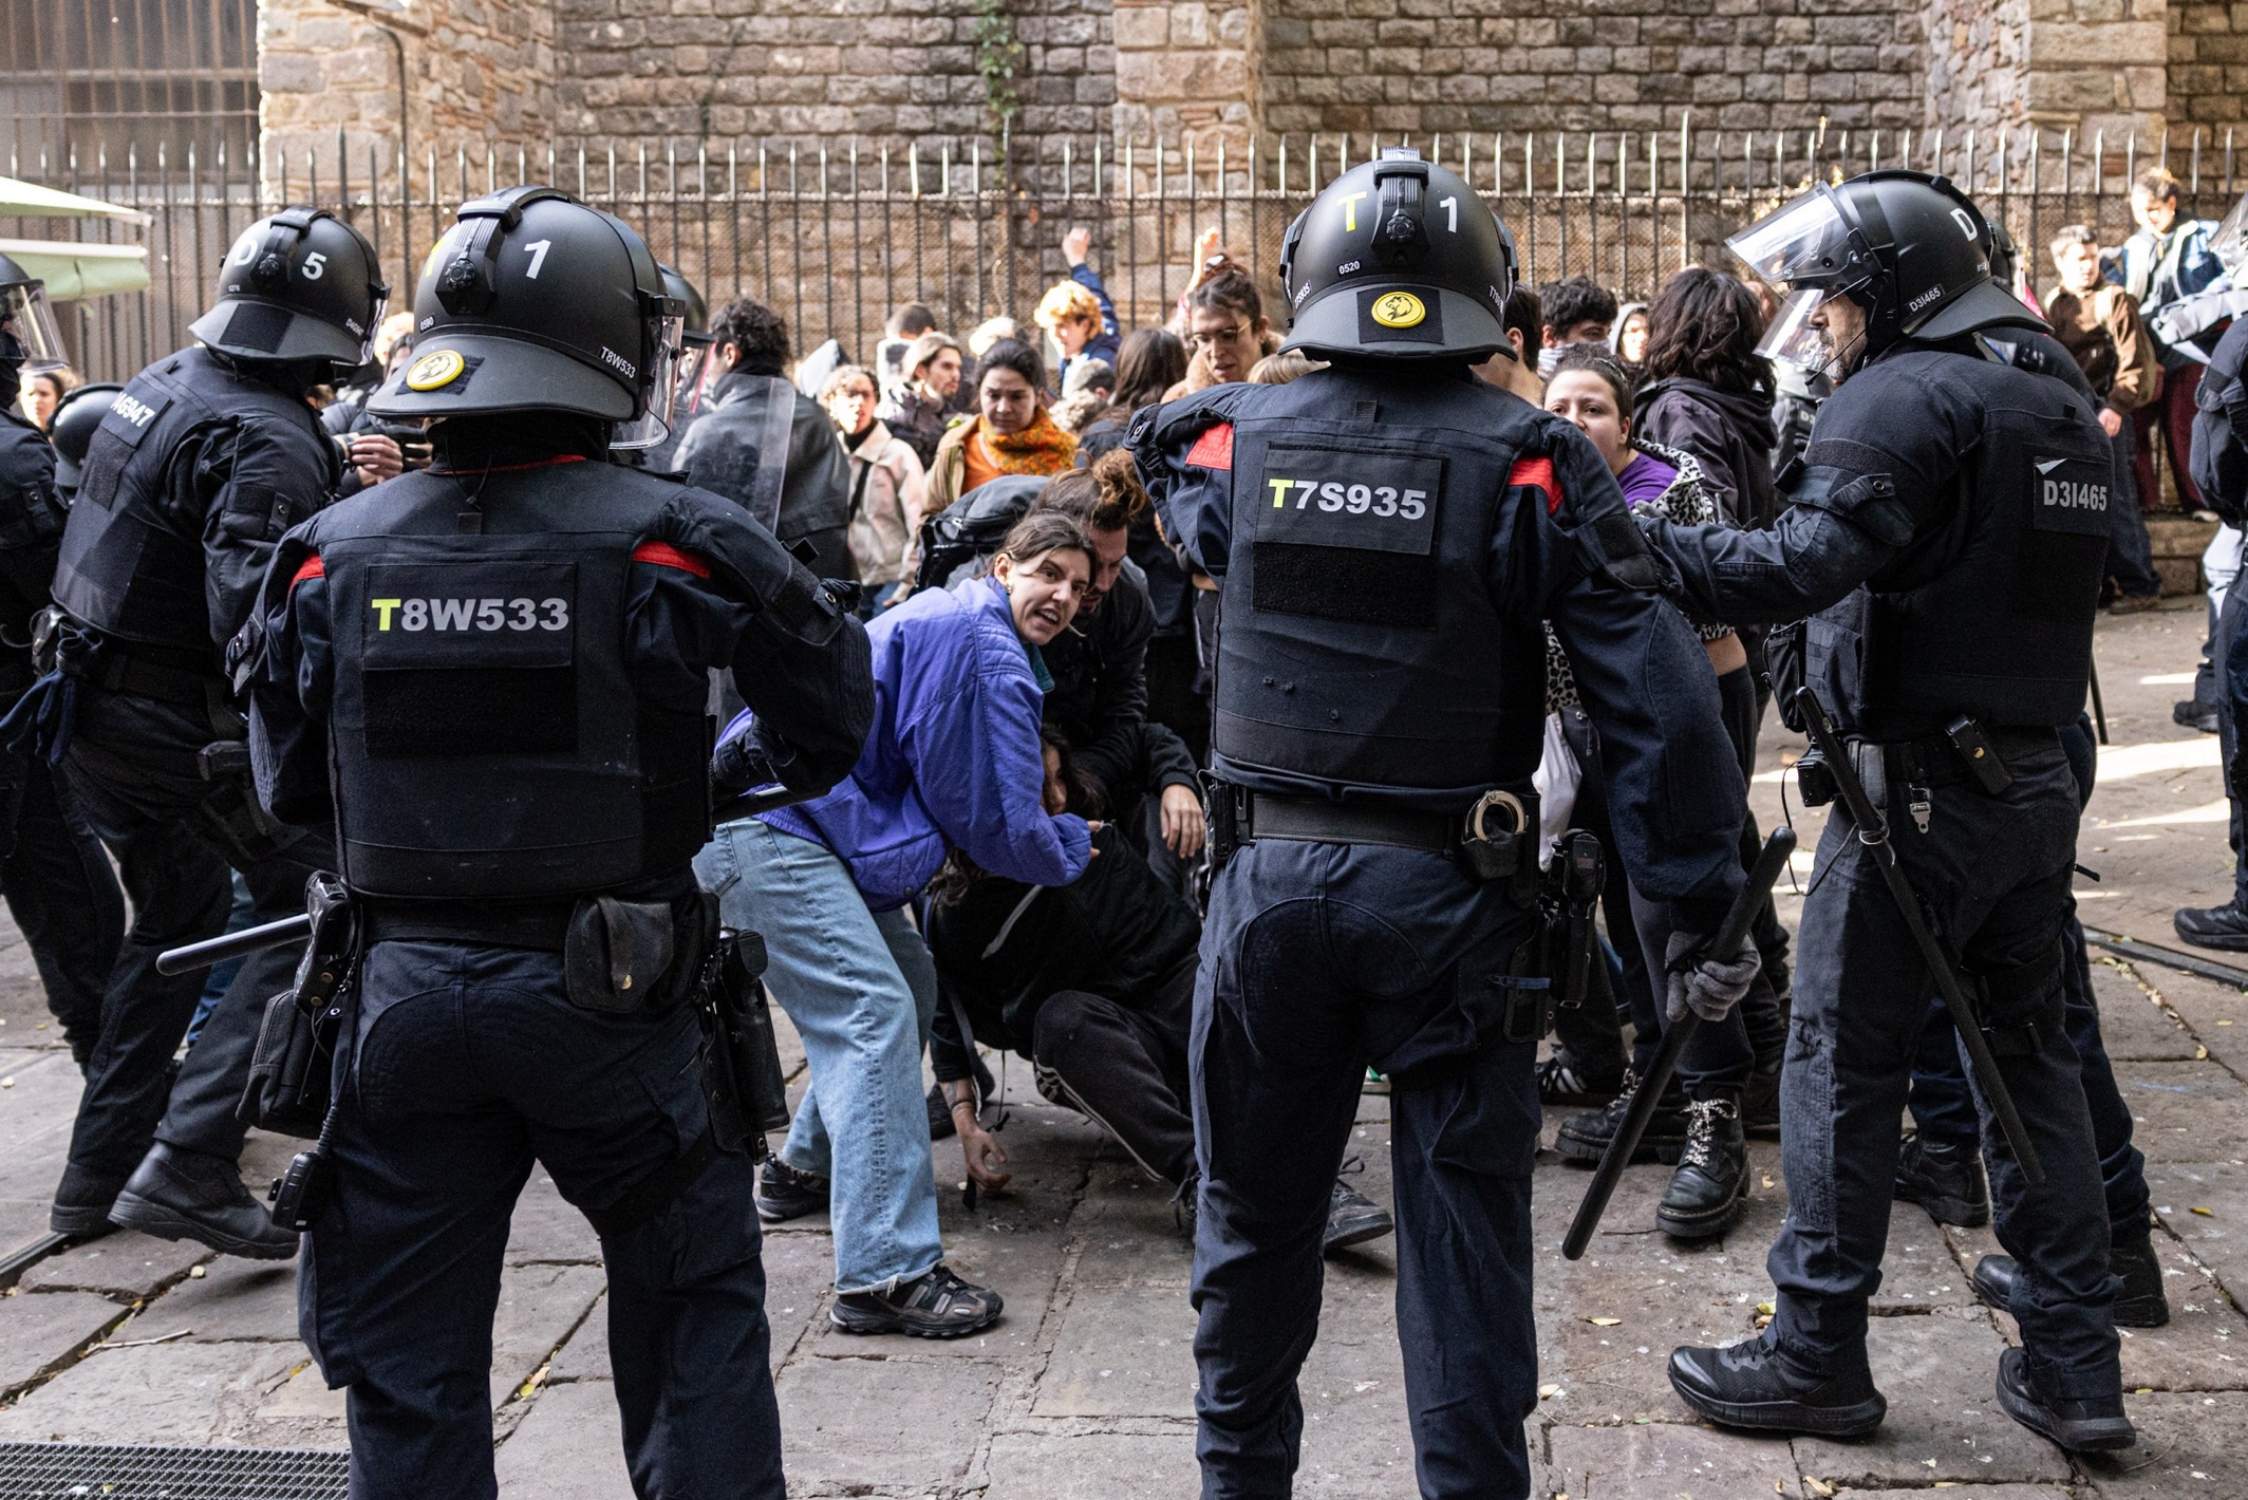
left=1985, top=218, right=2020, bottom=292
left=0, top=253, right=70, bottom=378
left=1730, top=170, right=2039, bottom=375
left=1277, top=149, right=1516, bottom=363
left=368, top=186, right=683, bottom=449
left=189, top=208, right=386, bottom=370
left=47, top=381, right=122, bottom=493
left=660, top=264, right=710, bottom=347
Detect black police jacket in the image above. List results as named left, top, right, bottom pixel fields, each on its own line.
left=245, top=438, right=874, bottom=902
left=2192, top=319, right=2248, bottom=529
left=53, top=347, right=339, bottom=658
left=674, top=371, right=854, bottom=581
left=0, top=411, right=64, bottom=693
left=1641, top=340, right=2110, bottom=738
left=1134, top=363, right=1747, bottom=924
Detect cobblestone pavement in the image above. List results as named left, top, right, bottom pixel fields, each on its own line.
left=0, top=603, right=2245, bottom=1497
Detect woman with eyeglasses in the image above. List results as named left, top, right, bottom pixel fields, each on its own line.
left=1179, top=270, right=1272, bottom=388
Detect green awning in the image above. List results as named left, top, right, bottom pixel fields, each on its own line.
left=0, top=176, right=149, bottom=225
left=0, top=238, right=150, bottom=300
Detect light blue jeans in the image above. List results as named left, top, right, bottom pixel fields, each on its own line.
left=694, top=817, right=942, bottom=1294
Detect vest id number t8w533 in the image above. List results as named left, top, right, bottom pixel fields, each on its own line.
left=370, top=596, right=571, bottom=632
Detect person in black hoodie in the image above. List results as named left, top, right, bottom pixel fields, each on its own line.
left=926, top=729, right=1393, bottom=1254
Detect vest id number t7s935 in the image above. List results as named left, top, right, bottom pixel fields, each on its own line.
left=1266, top=477, right=1429, bottom=520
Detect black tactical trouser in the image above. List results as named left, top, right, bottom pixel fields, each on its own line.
left=1193, top=839, right=1541, bottom=1500
left=303, top=940, right=781, bottom=1500
left=56, top=684, right=325, bottom=1189
left=1767, top=739, right=2121, bottom=1401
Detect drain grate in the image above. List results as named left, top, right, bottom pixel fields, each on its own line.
left=0, top=1443, right=349, bottom=1499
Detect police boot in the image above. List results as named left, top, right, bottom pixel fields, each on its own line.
left=1995, top=1347, right=2136, bottom=1453
left=1555, top=1069, right=1688, bottom=1166
left=1324, top=1159, right=1395, bottom=1255
left=1668, top=1329, right=1886, bottom=1439
left=49, top=1161, right=128, bottom=1240
left=108, top=1143, right=299, bottom=1260
left=1893, top=1134, right=1991, bottom=1228
left=1658, top=1097, right=1748, bottom=1240
left=1973, top=1233, right=2171, bottom=1329
left=2173, top=899, right=2248, bottom=952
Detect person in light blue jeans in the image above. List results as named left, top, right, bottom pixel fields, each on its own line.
left=698, top=509, right=1097, bottom=1339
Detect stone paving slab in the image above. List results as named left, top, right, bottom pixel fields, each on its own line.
left=772, top=1355, right=1003, bottom=1492
left=2087, top=960, right=2205, bottom=1061
left=492, top=1379, right=631, bottom=1499
left=157, top=1259, right=301, bottom=1343
left=2145, top=1163, right=2248, bottom=1306
left=2077, top=1390, right=2248, bottom=1496
left=0, top=1337, right=304, bottom=1444
left=2111, top=1061, right=2248, bottom=1163
left=0, top=1289, right=126, bottom=1395
left=17, top=1231, right=210, bottom=1299
left=982, top=1431, right=1201, bottom=1500
left=1545, top=1418, right=1803, bottom=1499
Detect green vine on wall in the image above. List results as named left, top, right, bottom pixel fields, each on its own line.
left=974, top=0, right=1025, bottom=132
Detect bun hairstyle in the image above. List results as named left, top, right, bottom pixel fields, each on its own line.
left=1036, top=448, right=1149, bottom=532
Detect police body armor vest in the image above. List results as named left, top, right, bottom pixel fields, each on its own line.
left=1210, top=371, right=1547, bottom=810
left=1801, top=352, right=2109, bottom=739
left=0, top=413, right=65, bottom=554
left=306, top=459, right=711, bottom=901
left=54, top=347, right=330, bottom=648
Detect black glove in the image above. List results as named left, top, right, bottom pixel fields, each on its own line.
left=1663, top=929, right=1761, bottom=1025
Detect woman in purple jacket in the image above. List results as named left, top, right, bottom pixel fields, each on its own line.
left=697, top=512, right=1097, bottom=1338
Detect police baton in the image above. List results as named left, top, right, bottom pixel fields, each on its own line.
left=2087, top=658, right=2109, bottom=746
left=1562, top=824, right=1795, bottom=1261
left=154, top=783, right=815, bottom=976
left=1790, top=687, right=2046, bottom=1186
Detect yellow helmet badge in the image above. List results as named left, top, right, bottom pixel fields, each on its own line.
left=1370, top=291, right=1427, bottom=329
left=404, top=348, right=467, bottom=391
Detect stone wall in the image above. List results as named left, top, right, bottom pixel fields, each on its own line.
left=2170, top=0, right=2248, bottom=134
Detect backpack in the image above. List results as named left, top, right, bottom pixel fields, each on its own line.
left=912, top=474, right=1050, bottom=591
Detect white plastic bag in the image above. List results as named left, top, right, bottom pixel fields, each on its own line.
left=1532, top=711, right=1581, bottom=868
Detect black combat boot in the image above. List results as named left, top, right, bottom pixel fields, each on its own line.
left=1669, top=1329, right=1887, bottom=1438
left=1973, top=1232, right=2171, bottom=1329
left=1555, top=1069, right=1688, bottom=1165
left=1658, top=1097, right=1749, bottom=1240
left=1323, top=1161, right=1395, bottom=1255
left=1995, top=1347, right=2136, bottom=1452
left=109, top=1143, right=299, bottom=1260
left=2174, top=900, right=2248, bottom=952
left=1893, top=1134, right=1990, bottom=1228
left=49, top=1160, right=127, bottom=1239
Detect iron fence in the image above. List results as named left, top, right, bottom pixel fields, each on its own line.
left=7, top=120, right=2244, bottom=385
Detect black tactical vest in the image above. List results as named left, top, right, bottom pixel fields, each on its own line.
left=1209, top=371, right=1548, bottom=809
left=0, top=412, right=65, bottom=554
left=303, top=458, right=711, bottom=900
left=1801, top=352, right=2109, bottom=738
left=54, top=347, right=332, bottom=648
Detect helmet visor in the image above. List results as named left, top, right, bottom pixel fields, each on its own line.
left=1728, top=189, right=1856, bottom=294
left=1756, top=287, right=1847, bottom=382
left=2213, top=189, right=2248, bottom=275
left=609, top=312, right=684, bottom=450
left=0, top=279, right=70, bottom=375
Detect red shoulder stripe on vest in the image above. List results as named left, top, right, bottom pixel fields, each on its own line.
left=1508, top=456, right=1560, bottom=515
left=631, top=540, right=713, bottom=578
left=289, top=553, right=324, bottom=588
left=1185, top=422, right=1234, bottom=471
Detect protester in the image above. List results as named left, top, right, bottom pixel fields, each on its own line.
left=2046, top=223, right=2165, bottom=611
left=1181, top=270, right=1269, bottom=386
left=1051, top=357, right=1115, bottom=435
left=1611, top=301, right=1650, bottom=376
left=1037, top=226, right=1121, bottom=395
left=2118, top=166, right=2227, bottom=510
left=1537, top=274, right=1619, bottom=376
left=1474, top=284, right=1548, bottom=405
left=23, top=366, right=75, bottom=430
left=877, top=301, right=937, bottom=393
left=968, top=316, right=1020, bottom=359
left=926, top=339, right=1076, bottom=513
left=820, top=363, right=927, bottom=599
left=699, top=510, right=1097, bottom=1338
left=881, top=330, right=962, bottom=468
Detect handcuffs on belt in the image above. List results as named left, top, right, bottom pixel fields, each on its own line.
left=1461, top=788, right=1531, bottom=887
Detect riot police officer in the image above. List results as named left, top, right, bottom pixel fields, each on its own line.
left=42, top=209, right=384, bottom=1258
left=1641, top=171, right=2135, bottom=1453
left=1130, top=150, right=1753, bottom=1500
left=243, top=186, right=871, bottom=1498
left=0, top=265, right=122, bottom=1071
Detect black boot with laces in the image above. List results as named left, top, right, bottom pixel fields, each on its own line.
left=1657, top=1096, right=1748, bottom=1240
left=1670, top=1328, right=1887, bottom=1438
left=1555, top=1068, right=1688, bottom=1165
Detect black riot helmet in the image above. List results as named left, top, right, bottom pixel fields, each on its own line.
left=189, top=207, right=386, bottom=370
left=1731, top=169, right=2039, bottom=380
left=0, top=253, right=71, bottom=390
left=1277, top=148, right=1516, bottom=363
left=368, top=185, right=684, bottom=449
left=660, top=264, right=710, bottom=347
left=47, top=381, right=122, bottom=494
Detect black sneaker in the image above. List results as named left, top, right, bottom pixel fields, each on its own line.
left=1974, top=1234, right=2171, bottom=1329
left=830, top=1263, right=1003, bottom=1339
left=1555, top=1070, right=1687, bottom=1166
left=1658, top=1098, right=1748, bottom=1240
left=1893, top=1134, right=1990, bottom=1228
left=754, top=1158, right=830, bottom=1223
left=1538, top=1051, right=1624, bottom=1107
left=1740, top=1056, right=1782, bottom=1137
left=1669, top=1330, right=1887, bottom=1438
left=1324, top=1160, right=1395, bottom=1255
left=108, top=1144, right=298, bottom=1260
left=2175, top=698, right=2221, bottom=734
left=1994, top=1347, right=2136, bottom=1453
left=2174, top=900, right=2248, bottom=952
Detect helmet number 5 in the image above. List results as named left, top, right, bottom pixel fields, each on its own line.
left=1439, top=196, right=1457, bottom=233
left=523, top=239, right=553, bottom=280
left=302, top=251, right=326, bottom=280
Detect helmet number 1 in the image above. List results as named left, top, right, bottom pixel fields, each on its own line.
left=1439, top=196, right=1457, bottom=233
left=523, top=239, right=553, bottom=280
left=302, top=252, right=326, bottom=281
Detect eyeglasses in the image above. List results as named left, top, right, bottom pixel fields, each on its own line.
left=1188, top=324, right=1251, bottom=350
